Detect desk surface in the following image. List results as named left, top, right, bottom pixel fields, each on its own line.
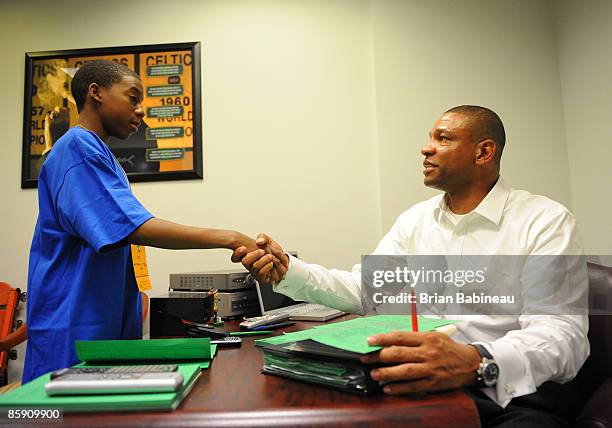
left=62, top=316, right=479, bottom=428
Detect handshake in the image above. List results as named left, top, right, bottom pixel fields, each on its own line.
left=230, top=233, right=289, bottom=286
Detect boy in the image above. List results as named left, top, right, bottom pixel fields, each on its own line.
left=24, top=60, right=277, bottom=383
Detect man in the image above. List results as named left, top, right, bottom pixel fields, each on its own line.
left=234, top=106, right=588, bottom=427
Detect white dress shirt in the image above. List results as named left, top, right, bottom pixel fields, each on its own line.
left=274, top=177, right=589, bottom=407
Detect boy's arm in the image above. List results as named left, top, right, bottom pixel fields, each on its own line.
left=127, top=218, right=259, bottom=252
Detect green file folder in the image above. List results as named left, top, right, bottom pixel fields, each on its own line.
left=76, top=337, right=212, bottom=362
left=0, top=363, right=201, bottom=412
left=256, top=315, right=457, bottom=354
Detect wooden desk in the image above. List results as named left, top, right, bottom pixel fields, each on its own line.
left=62, top=316, right=480, bottom=428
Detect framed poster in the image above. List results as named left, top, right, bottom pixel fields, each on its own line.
left=21, top=42, right=202, bottom=189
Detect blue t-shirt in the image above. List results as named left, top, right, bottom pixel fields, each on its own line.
left=23, top=126, right=153, bottom=383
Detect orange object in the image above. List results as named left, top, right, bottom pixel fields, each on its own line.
left=141, top=292, right=150, bottom=322
left=0, top=282, right=24, bottom=386
left=411, top=288, right=418, bottom=332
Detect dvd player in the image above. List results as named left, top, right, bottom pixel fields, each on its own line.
left=169, top=269, right=252, bottom=291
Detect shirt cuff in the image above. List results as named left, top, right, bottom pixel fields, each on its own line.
left=474, top=340, right=537, bottom=408
left=273, top=254, right=310, bottom=296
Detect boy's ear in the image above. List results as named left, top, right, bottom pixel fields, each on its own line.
left=88, top=83, right=103, bottom=104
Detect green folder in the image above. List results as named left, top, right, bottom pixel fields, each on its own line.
left=75, top=343, right=217, bottom=370
left=0, top=363, right=201, bottom=412
left=256, top=315, right=457, bottom=354
left=76, top=338, right=212, bottom=362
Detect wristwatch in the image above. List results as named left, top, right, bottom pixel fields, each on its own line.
left=471, top=344, right=499, bottom=388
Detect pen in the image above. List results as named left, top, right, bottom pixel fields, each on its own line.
left=252, top=322, right=296, bottom=331
left=411, top=288, right=418, bottom=332
left=230, top=331, right=274, bottom=336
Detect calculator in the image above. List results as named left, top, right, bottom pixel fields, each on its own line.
left=50, top=364, right=178, bottom=379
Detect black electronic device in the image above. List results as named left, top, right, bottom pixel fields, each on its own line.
left=150, top=294, right=215, bottom=338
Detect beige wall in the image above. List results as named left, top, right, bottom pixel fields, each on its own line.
left=552, top=0, right=612, bottom=256
left=0, top=0, right=383, bottom=286
left=0, top=0, right=609, bottom=382
left=0, top=0, right=382, bottom=381
left=371, top=0, right=572, bottom=229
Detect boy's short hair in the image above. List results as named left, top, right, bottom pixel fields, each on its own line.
left=71, top=60, right=140, bottom=112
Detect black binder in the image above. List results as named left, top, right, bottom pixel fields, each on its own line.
left=257, top=340, right=384, bottom=395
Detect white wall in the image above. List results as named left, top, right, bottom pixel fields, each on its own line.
left=552, top=0, right=612, bottom=256
left=371, top=0, right=572, bottom=229
left=0, top=0, right=382, bottom=382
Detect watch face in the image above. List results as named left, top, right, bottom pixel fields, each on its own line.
left=483, top=362, right=499, bottom=386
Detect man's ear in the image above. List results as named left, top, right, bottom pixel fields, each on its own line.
left=475, top=139, right=496, bottom=165
left=88, top=83, right=103, bottom=104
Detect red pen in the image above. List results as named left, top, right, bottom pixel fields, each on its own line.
left=411, top=288, right=418, bottom=332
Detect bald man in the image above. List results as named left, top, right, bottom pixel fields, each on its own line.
left=234, top=106, right=588, bottom=427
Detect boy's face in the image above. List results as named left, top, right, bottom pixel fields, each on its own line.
left=98, top=75, right=144, bottom=140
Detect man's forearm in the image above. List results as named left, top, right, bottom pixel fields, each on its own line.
left=127, top=218, right=242, bottom=250
left=274, top=255, right=364, bottom=314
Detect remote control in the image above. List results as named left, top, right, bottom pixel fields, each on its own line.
left=239, top=312, right=290, bottom=329
left=210, top=336, right=242, bottom=347
left=45, top=372, right=184, bottom=396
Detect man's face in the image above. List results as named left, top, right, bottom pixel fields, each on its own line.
left=421, top=112, right=477, bottom=191
left=98, top=75, right=144, bottom=140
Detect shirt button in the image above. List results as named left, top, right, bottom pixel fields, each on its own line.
left=505, top=384, right=515, bottom=396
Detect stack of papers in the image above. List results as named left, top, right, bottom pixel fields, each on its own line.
left=255, top=315, right=456, bottom=394
left=0, top=338, right=218, bottom=412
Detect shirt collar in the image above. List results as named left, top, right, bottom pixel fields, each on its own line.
left=433, top=177, right=511, bottom=226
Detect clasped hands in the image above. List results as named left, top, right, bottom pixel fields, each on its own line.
left=231, top=234, right=481, bottom=395
left=232, top=233, right=289, bottom=285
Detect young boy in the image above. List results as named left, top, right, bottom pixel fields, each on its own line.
left=24, top=60, right=277, bottom=383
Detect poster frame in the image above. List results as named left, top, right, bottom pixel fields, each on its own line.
left=21, top=41, right=203, bottom=189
